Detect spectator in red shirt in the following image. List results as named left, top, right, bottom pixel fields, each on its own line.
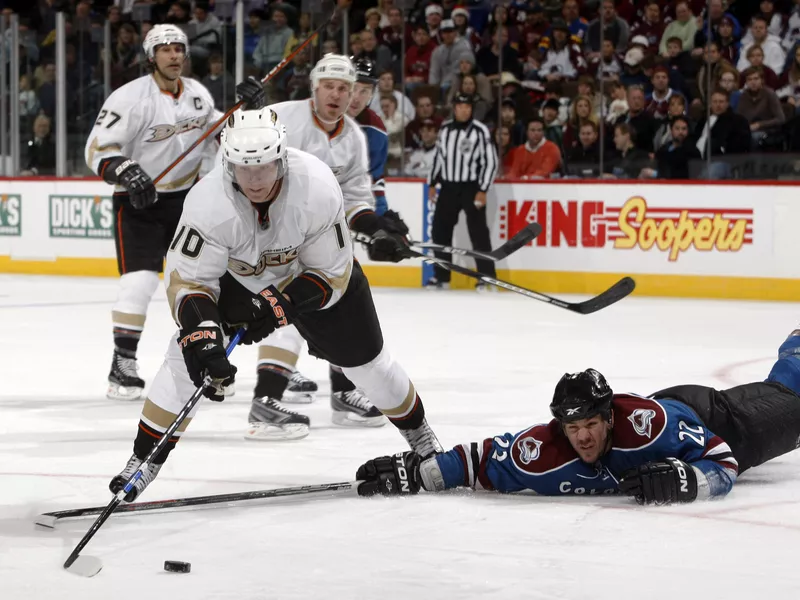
left=405, top=25, right=437, bottom=94
left=508, top=117, right=563, bottom=179
left=630, top=1, right=665, bottom=54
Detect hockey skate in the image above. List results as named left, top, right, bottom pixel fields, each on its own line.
left=244, top=397, right=310, bottom=441
left=282, top=371, right=318, bottom=404
left=399, top=419, right=443, bottom=459
left=424, top=277, right=450, bottom=290
left=331, top=389, right=387, bottom=427
left=109, top=453, right=163, bottom=502
left=107, top=349, right=145, bottom=401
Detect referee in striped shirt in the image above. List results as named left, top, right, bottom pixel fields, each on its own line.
left=427, top=92, right=498, bottom=289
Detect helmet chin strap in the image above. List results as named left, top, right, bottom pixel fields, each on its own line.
left=311, top=96, right=349, bottom=127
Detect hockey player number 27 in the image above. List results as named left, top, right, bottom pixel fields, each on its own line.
left=678, top=421, right=705, bottom=447
left=170, top=225, right=205, bottom=259
left=96, top=110, right=122, bottom=128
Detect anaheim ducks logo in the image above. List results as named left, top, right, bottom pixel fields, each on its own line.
left=228, top=248, right=299, bottom=276
left=516, top=436, right=543, bottom=465
left=147, top=115, right=209, bottom=142
left=627, top=408, right=657, bottom=438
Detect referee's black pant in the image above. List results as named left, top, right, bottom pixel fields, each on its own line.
left=431, top=181, right=495, bottom=283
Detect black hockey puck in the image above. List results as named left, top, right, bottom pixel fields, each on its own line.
left=164, top=561, right=191, bottom=573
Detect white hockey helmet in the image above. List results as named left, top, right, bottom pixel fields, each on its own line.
left=310, top=53, right=357, bottom=92
left=221, top=107, right=288, bottom=185
left=143, top=24, right=190, bottom=60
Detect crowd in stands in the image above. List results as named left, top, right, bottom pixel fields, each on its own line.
left=3, top=0, right=800, bottom=179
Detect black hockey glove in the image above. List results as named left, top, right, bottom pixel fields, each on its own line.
left=381, top=210, right=410, bottom=236
left=619, top=458, right=698, bottom=505
left=178, top=323, right=237, bottom=401
left=367, top=230, right=410, bottom=263
left=356, top=451, right=422, bottom=497
left=236, top=76, right=266, bottom=110
left=222, top=285, right=295, bottom=346
left=101, top=157, right=157, bottom=209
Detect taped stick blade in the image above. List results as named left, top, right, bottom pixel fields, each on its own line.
left=35, top=514, right=58, bottom=529
left=64, top=555, right=103, bottom=577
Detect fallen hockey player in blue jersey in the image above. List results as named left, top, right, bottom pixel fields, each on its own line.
left=356, top=326, right=800, bottom=505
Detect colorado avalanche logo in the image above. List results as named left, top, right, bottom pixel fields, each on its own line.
left=628, top=408, right=657, bottom=438
left=517, top=436, right=543, bottom=464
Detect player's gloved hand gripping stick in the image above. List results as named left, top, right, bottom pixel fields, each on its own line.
left=62, top=328, right=246, bottom=578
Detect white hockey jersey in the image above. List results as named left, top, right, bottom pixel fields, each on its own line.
left=262, top=100, right=374, bottom=224
left=165, top=148, right=352, bottom=325
left=85, top=75, right=222, bottom=193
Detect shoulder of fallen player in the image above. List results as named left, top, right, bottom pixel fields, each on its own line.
left=434, top=420, right=619, bottom=496
left=604, top=394, right=738, bottom=499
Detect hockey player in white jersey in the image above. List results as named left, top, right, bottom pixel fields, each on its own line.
left=243, top=54, right=411, bottom=439
left=109, top=107, right=441, bottom=501
left=85, top=24, right=264, bottom=401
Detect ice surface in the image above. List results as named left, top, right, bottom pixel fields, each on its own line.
left=2, top=274, right=800, bottom=599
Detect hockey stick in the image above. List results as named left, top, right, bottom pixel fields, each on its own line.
left=152, top=18, right=330, bottom=185
left=421, top=252, right=635, bottom=314
left=62, top=328, right=245, bottom=578
left=357, top=230, right=634, bottom=314
left=409, top=222, right=542, bottom=262
left=38, top=481, right=360, bottom=528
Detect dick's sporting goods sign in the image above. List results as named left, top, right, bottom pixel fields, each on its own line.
left=0, top=194, right=21, bottom=236
left=49, top=195, right=113, bottom=238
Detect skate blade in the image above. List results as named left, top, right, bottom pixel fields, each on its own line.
left=281, top=390, right=315, bottom=404
left=331, top=412, right=388, bottom=428
left=244, top=423, right=310, bottom=441
left=106, top=383, right=143, bottom=401
left=65, top=555, right=103, bottom=577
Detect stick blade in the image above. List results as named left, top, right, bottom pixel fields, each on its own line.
left=572, top=276, right=636, bottom=314
left=35, top=514, right=58, bottom=529
left=491, top=222, right=542, bottom=259
left=64, top=555, right=103, bottom=578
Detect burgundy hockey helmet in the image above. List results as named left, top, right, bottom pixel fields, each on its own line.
left=550, top=369, right=613, bottom=423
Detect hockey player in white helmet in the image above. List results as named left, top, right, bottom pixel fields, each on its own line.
left=109, top=107, right=441, bottom=501
left=230, top=53, right=411, bottom=439
left=85, top=23, right=266, bottom=402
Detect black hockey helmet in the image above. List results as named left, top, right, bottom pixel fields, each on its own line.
left=350, top=55, right=378, bottom=85
left=549, top=369, right=613, bottom=424
left=453, top=92, right=474, bottom=106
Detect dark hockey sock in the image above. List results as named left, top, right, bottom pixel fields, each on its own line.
left=329, top=366, right=357, bottom=393
left=388, top=394, right=425, bottom=430
left=114, top=326, right=142, bottom=357
left=255, top=364, right=292, bottom=399
left=133, top=420, right=178, bottom=465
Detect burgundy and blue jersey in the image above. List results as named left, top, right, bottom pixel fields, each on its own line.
left=355, top=107, right=388, bottom=216
left=434, top=394, right=739, bottom=499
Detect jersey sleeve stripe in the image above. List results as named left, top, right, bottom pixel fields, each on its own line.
left=475, top=438, right=495, bottom=491
left=454, top=444, right=470, bottom=487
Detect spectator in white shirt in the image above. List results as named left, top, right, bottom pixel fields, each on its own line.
left=738, top=15, right=786, bottom=74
